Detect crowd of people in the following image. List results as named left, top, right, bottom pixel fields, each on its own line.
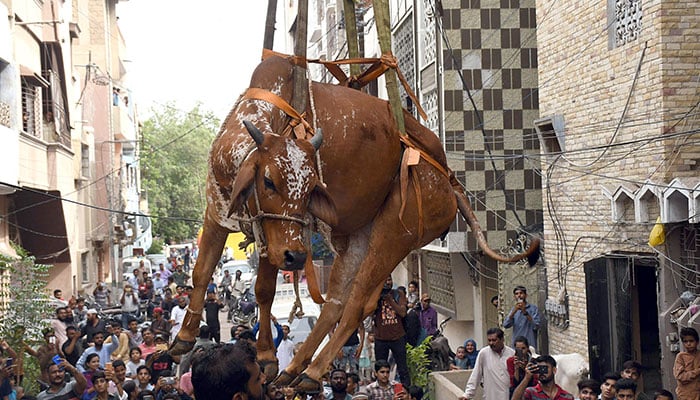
left=1, top=258, right=698, bottom=400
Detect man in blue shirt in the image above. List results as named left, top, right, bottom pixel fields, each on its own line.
left=503, top=286, right=541, bottom=350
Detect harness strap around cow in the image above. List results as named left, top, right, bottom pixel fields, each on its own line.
left=263, top=49, right=427, bottom=121
left=398, top=134, right=451, bottom=241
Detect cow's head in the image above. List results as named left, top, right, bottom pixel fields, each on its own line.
left=228, top=120, right=337, bottom=270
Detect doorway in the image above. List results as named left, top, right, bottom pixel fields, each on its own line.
left=584, top=254, right=661, bottom=395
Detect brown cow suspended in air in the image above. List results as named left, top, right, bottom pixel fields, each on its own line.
left=169, top=53, right=539, bottom=391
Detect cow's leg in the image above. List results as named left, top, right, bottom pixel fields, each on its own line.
left=294, top=165, right=457, bottom=391
left=274, top=233, right=365, bottom=386
left=169, top=213, right=229, bottom=355
left=255, top=257, right=279, bottom=381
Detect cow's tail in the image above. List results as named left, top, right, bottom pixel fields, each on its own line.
left=450, top=174, right=540, bottom=263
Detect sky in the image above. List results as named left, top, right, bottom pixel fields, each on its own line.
left=116, top=1, right=270, bottom=119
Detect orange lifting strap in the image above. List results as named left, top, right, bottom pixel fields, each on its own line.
left=241, top=87, right=315, bottom=140
left=262, top=49, right=427, bottom=121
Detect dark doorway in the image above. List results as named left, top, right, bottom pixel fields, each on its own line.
left=584, top=255, right=661, bottom=396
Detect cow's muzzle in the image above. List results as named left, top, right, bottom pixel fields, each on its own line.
left=282, top=250, right=307, bottom=270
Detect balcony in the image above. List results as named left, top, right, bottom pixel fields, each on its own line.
left=112, top=104, right=136, bottom=143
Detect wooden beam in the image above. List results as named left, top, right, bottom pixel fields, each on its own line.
left=372, top=0, right=405, bottom=134
left=343, top=0, right=361, bottom=78
left=263, top=0, right=278, bottom=50
left=291, top=0, right=309, bottom=113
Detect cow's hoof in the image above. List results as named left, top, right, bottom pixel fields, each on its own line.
left=273, top=370, right=296, bottom=386
left=168, top=337, right=195, bottom=356
left=291, top=373, right=321, bottom=394
left=260, top=360, right=279, bottom=383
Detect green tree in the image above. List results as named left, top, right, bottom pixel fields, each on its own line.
left=0, top=244, right=54, bottom=394
left=140, top=103, right=219, bottom=243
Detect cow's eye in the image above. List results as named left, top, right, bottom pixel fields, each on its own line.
left=264, top=177, right=275, bottom=191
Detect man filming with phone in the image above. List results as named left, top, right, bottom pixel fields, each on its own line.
left=37, top=357, right=87, bottom=400
left=512, top=355, right=574, bottom=400
left=503, top=286, right=542, bottom=351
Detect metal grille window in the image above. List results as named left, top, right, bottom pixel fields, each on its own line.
left=680, top=225, right=700, bottom=291
left=611, top=0, right=643, bottom=47
left=424, top=89, right=439, bottom=132
left=21, top=80, right=42, bottom=139
left=394, top=13, right=415, bottom=114
left=421, top=0, right=436, bottom=65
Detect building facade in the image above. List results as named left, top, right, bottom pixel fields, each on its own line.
left=535, top=0, right=699, bottom=392
left=0, top=0, right=149, bottom=302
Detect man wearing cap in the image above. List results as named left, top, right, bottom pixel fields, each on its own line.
left=81, top=309, right=107, bottom=346
left=417, top=293, right=438, bottom=338
left=150, top=307, right=171, bottom=342
left=503, top=285, right=541, bottom=350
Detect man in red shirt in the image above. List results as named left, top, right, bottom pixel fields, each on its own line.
left=512, top=355, right=574, bottom=400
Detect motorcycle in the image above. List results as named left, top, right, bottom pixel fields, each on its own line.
left=427, top=317, right=455, bottom=372
left=229, top=287, right=258, bottom=327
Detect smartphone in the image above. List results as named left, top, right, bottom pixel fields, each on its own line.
left=537, top=365, right=549, bottom=375
left=393, top=383, right=404, bottom=396
left=49, top=336, right=56, bottom=344
left=52, top=354, right=62, bottom=365
left=5, top=358, right=12, bottom=368
left=515, top=348, right=526, bottom=361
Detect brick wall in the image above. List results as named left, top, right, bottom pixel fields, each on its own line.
left=535, top=0, right=700, bottom=358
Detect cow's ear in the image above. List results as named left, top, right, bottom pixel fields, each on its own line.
left=309, top=183, right=337, bottom=227
left=228, top=160, right=256, bottom=217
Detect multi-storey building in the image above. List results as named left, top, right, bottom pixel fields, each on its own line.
left=279, top=0, right=544, bottom=348
left=535, top=0, right=699, bottom=392
left=0, top=0, right=149, bottom=300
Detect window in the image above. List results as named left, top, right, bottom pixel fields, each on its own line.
left=81, top=252, right=89, bottom=283
left=21, top=80, right=42, bottom=138
left=609, top=0, right=643, bottom=48
left=81, top=144, right=90, bottom=178
left=534, top=114, right=565, bottom=154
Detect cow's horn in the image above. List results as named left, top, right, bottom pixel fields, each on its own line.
left=309, top=128, right=323, bottom=150
left=243, top=120, right=264, bottom=146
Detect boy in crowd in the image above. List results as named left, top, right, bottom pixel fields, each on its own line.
left=673, top=327, right=700, bottom=400
left=614, top=379, right=637, bottom=400
left=621, top=361, right=649, bottom=400
left=577, top=379, right=601, bottom=400
left=600, top=372, right=621, bottom=400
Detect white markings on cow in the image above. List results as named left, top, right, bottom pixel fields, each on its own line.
left=274, top=140, right=313, bottom=201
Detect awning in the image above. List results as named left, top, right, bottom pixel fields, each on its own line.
left=19, top=64, right=49, bottom=87
left=11, top=187, right=71, bottom=263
